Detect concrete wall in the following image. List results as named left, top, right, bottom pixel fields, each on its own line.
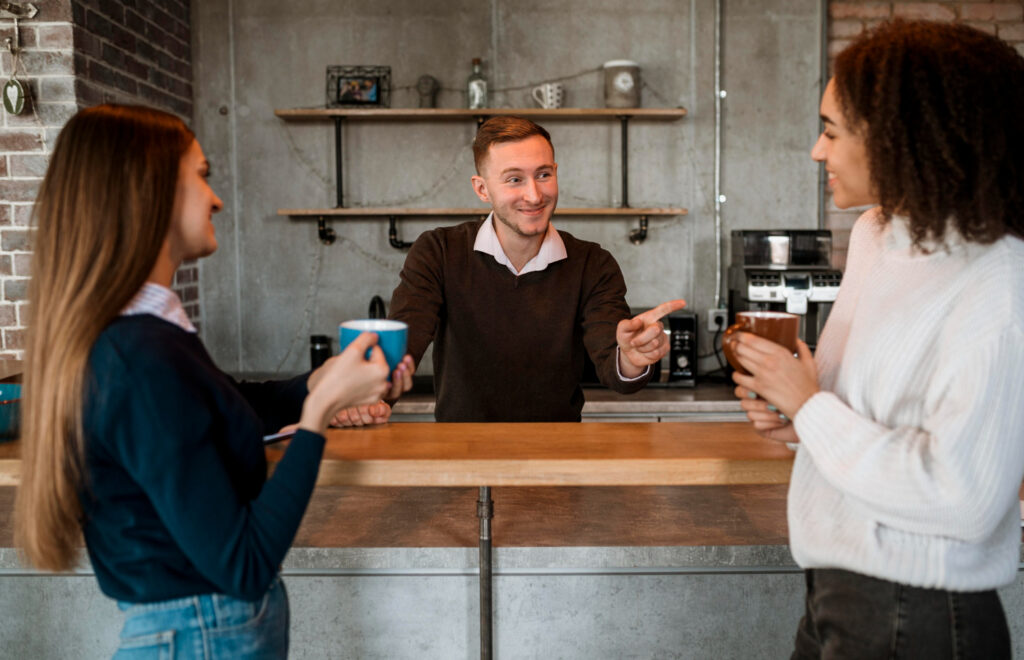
left=191, top=0, right=823, bottom=375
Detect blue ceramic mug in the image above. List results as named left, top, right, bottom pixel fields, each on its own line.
left=338, top=319, right=407, bottom=374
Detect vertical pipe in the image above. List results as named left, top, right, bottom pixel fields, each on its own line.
left=620, top=116, right=630, bottom=208
left=817, top=0, right=828, bottom=230
left=478, top=486, right=493, bottom=660
left=713, top=0, right=724, bottom=309
left=334, top=116, right=344, bottom=208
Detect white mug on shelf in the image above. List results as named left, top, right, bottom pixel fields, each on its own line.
left=531, top=82, right=564, bottom=109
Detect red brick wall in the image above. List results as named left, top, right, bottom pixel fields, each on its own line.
left=0, top=0, right=196, bottom=358
left=825, top=1, right=1024, bottom=269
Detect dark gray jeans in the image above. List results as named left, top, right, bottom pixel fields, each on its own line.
left=792, top=568, right=1010, bottom=660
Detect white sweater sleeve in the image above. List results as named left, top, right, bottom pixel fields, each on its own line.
left=795, top=325, right=1024, bottom=543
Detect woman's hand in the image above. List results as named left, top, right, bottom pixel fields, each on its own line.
left=328, top=355, right=415, bottom=427
left=299, top=332, right=390, bottom=434
left=734, top=384, right=800, bottom=444
left=730, top=333, right=819, bottom=420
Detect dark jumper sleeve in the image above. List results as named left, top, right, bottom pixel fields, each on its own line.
left=232, top=373, right=310, bottom=434
left=388, top=229, right=447, bottom=368
left=94, top=334, right=324, bottom=601
left=579, top=245, right=651, bottom=394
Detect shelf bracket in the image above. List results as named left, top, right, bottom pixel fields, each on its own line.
left=628, top=215, right=649, bottom=245
left=317, top=216, right=336, bottom=245
left=388, top=216, right=413, bottom=250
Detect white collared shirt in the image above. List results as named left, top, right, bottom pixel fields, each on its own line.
left=473, top=212, right=567, bottom=275
left=472, top=213, right=647, bottom=382
left=121, top=282, right=196, bottom=333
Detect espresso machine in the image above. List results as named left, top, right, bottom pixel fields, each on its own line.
left=727, top=230, right=842, bottom=348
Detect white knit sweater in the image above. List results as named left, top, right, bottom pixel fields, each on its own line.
left=790, top=208, right=1024, bottom=590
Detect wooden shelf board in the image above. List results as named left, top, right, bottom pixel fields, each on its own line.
left=278, top=207, right=688, bottom=218
left=276, top=107, right=687, bottom=121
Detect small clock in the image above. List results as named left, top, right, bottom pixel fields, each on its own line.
left=613, top=71, right=635, bottom=93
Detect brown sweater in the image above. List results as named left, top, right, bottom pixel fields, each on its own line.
left=389, top=220, right=649, bottom=422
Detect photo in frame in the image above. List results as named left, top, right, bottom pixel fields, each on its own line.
left=326, top=65, right=391, bottom=108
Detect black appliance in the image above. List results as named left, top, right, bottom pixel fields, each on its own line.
left=727, top=229, right=842, bottom=348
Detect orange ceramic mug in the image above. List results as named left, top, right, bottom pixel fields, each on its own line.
left=721, top=311, right=800, bottom=375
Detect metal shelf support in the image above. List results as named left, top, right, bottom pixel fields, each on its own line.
left=388, top=216, right=414, bottom=250
left=317, top=216, right=336, bottom=245
left=334, top=117, right=345, bottom=208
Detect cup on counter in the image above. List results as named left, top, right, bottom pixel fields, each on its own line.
left=721, top=311, right=799, bottom=375
left=531, top=82, right=564, bottom=109
left=338, top=319, right=407, bottom=373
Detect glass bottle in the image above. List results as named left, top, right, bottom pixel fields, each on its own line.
left=467, top=58, right=488, bottom=109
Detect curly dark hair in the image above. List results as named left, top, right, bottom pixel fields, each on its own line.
left=834, top=19, right=1024, bottom=246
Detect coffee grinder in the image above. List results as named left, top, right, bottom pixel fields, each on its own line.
left=727, top=230, right=842, bottom=348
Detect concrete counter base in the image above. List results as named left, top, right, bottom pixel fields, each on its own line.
left=4, top=484, right=1024, bottom=658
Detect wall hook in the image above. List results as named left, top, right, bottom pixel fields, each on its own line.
left=0, top=2, right=38, bottom=19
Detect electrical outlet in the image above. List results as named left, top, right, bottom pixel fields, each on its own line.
left=707, top=309, right=728, bottom=332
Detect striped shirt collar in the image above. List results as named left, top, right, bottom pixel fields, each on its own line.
left=473, top=212, right=567, bottom=275
left=121, top=282, right=196, bottom=333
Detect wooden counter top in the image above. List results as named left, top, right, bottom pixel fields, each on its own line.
left=0, top=422, right=793, bottom=488
left=267, top=422, right=794, bottom=488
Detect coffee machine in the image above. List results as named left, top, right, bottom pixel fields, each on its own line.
left=727, top=230, right=842, bottom=348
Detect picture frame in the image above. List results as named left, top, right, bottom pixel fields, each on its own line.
left=326, top=65, right=391, bottom=108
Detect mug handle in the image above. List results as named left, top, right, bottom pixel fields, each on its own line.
left=720, top=321, right=748, bottom=374
left=532, top=86, right=546, bottom=108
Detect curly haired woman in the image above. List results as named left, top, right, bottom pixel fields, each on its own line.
left=730, top=20, right=1024, bottom=659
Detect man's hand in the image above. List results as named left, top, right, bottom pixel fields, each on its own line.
left=616, top=299, right=687, bottom=378
left=331, top=401, right=393, bottom=427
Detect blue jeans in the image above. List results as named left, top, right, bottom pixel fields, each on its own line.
left=792, top=568, right=1010, bottom=659
left=113, top=576, right=288, bottom=659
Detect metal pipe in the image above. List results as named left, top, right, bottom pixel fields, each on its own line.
left=477, top=486, right=494, bottom=660
left=334, top=117, right=344, bottom=208
left=388, top=217, right=413, bottom=250
left=620, top=116, right=629, bottom=208
left=713, top=0, right=724, bottom=309
left=817, top=0, right=828, bottom=230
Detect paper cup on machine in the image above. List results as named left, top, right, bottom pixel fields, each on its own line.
left=338, top=319, right=408, bottom=374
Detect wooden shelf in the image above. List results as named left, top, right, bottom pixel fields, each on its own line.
left=275, top=107, right=688, bottom=121
left=279, top=206, right=688, bottom=218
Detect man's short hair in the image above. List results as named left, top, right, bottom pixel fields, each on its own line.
left=472, top=116, right=554, bottom=174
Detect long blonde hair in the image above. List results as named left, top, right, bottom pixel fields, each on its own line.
left=15, top=105, right=194, bottom=570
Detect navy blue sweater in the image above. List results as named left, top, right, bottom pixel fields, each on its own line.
left=81, top=315, right=323, bottom=603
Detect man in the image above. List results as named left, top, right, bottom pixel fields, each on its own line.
left=389, top=116, right=685, bottom=421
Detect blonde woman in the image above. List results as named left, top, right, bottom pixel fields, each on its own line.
left=15, top=104, right=411, bottom=658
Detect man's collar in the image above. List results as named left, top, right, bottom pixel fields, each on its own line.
left=473, top=212, right=567, bottom=275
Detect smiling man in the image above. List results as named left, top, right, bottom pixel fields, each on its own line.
left=388, top=116, right=684, bottom=422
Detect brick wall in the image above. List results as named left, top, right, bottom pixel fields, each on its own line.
left=70, top=0, right=199, bottom=327
left=825, top=1, right=1024, bottom=269
left=0, top=0, right=196, bottom=358
left=0, top=0, right=74, bottom=359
